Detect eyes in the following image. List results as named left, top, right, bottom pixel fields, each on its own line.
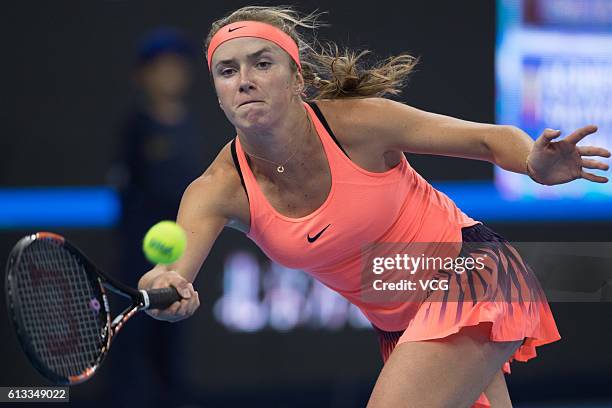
left=219, top=60, right=272, bottom=77
left=256, top=61, right=272, bottom=69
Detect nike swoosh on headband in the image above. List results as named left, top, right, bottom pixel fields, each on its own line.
left=207, top=21, right=302, bottom=71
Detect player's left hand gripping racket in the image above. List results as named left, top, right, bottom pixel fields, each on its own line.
left=4, top=232, right=182, bottom=385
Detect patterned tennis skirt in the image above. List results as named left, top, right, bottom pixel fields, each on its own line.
left=374, top=222, right=561, bottom=408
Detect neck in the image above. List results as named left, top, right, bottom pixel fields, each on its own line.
left=237, top=100, right=314, bottom=179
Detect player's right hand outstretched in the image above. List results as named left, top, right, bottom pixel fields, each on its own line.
left=138, top=269, right=200, bottom=322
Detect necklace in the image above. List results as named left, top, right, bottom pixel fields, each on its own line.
left=243, top=137, right=303, bottom=173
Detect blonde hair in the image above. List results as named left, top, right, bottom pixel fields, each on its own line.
left=204, top=5, right=418, bottom=100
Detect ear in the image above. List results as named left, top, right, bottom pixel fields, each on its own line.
left=293, top=71, right=305, bottom=95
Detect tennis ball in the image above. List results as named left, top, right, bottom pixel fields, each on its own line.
left=142, top=221, right=187, bottom=264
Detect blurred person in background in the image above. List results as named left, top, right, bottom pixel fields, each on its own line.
left=106, top=27, right=205, bottom=407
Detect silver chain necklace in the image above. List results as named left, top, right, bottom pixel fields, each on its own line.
left=243, top=137, right=304, bottom=173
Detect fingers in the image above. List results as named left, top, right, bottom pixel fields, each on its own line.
left=578, top=145, right=611, bottom=158
left=581, top=170, right=609, bottom=183
left=188, top=291, right=200, bottom=315
left=173, top=284, right=200, bottom=317
left=581, top=158, right=610, bottom=171
left=580, top=151, right=610, bottom=184
left=152, top=273, right=189, bottom=297
left=564, top=125, right=598, bottom=145
left=185, top=283, right=200, bottom=315
left=160, top=284, right=198, bottom=320
left=535, top=128, right=562, bottom=147
left=144, top=271, right=200, bottom=322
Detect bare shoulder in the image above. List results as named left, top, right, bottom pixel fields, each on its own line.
left=181, top=141, right=250, bottom=229
left=313, top=97, right=403, bottom=147
left=314, top=97, right=494, bottom=159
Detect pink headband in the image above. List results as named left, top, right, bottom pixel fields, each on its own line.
left=207, top=21, right=301, bottom=71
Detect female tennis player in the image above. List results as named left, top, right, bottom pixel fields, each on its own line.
left=137, top=6, right=610, bottom=407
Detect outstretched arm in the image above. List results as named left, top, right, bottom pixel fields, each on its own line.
left=137, top=146, right=246, bottom=321
left=335, top=98, right=610, bottom=185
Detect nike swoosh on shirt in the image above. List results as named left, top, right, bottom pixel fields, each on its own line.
left=307, top=224, right=331, bottom=243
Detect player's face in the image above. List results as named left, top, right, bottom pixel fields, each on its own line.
left=211, top=37, right=303, bottom=131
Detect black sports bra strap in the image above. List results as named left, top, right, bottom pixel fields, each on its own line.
left=230, top=138, right=248, bottom=197
left=306, top=101, right=351, bottom=159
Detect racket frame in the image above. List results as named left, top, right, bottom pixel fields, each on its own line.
left=5, top=232, right=154, bottom=385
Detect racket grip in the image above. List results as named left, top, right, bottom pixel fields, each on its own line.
left=143, top=287, right=182, bottom=310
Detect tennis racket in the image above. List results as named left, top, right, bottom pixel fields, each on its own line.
left=5, top=232, right=182, bottom=385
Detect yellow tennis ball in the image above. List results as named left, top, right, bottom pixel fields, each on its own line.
left=142, top=221, right=187, bottom=264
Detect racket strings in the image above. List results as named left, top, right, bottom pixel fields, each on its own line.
left=13, top=239, right=107, bottom=379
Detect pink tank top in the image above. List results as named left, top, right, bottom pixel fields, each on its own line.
left=234, top=101, right=479, bottom=331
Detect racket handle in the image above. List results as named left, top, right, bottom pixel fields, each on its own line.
left=142, top=287, right=182, bottom=310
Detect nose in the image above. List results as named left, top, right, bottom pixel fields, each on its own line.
left=238, top=66, right=255, bottom=93
left=239, top=81, right=255, bottom=93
